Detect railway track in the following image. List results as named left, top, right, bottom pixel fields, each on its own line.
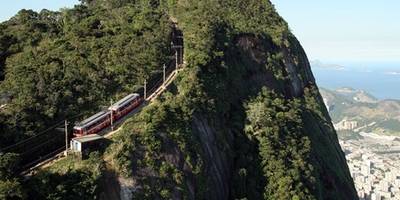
left=1, top=24, right=184, bottom=174
left=21, top=64, right=183, bottom=176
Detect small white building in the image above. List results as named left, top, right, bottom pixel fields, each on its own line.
left=70, top=134, right=103, bottom=154
left=334, top=118, right=359, bottom=131
left=371, top=192, right=381, bottom=200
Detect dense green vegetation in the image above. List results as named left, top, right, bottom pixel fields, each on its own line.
left=26, top=152, right=104, bottom=200
left=0, top=0, right=357, bottom=199
left=0, top=1, right=174, bottom=198
left=106, top=0, right=356, bottom=198
left=245, top=88, right=315, bottom=199
left=107, top=78, right=206, bottom=198
left=0, top=0, right=173, bottom=148
left=0, top=151, right=103, bottom=200
left=0, top=153, right=25, bottom=199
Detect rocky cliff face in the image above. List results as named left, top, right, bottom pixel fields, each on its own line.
left=183, top=34, right=357, bottom=199
left=106, top=1, right=358, bottom=199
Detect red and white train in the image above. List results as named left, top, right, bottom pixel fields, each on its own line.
left=73, top=93, right=142, bottom=137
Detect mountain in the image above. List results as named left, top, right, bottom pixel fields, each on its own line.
left=320, top=87, right=378, bottom=110
left=320, top=87, right=400, bottom=136
left=334, top=87, right=378, bottom=103
left=310, top=60, right=346, bottom=70
left=0, top=0, right=357, bottom=199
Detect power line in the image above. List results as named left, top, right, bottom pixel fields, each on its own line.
left=1, top=113, right=84, bottom=152
left=7, top=26, right=184, bottom=173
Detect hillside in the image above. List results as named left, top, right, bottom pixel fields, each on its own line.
left=0, top=3, right=173, bottom=148
left=0, top=0, right=357, bottom=199
left=321, top=87, right=400, bottom=136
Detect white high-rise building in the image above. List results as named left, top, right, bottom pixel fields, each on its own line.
left=380, top=191, right=392, bottom=199
left=358, top=191, right=365, bottom=199
left=395, top=179, right=400, bottom=187
left=361, top=160, right=371, bottom=175
left=385, top=171, right=397, bottom=182
left=379, top=180, right=390, bottom=192
left=371, top=192, right=381, bottom=200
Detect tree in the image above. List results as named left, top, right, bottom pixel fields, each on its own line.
left=245, top=88, right=316, bottom=199
left=0, top=0, right=172, bottom=147
left=0, top=153, right=25, bottom=199
left=0, top=153, right=20, bottom=178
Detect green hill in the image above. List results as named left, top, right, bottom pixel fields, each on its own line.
left=321, top=87, right=400, bottom=136
left=0, top=0, right=357, bottom=199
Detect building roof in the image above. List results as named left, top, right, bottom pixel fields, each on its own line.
left=72, top=134, right=103, bottom=143
left=109, top=93, right=140, bottom=111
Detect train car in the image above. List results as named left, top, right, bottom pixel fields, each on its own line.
left=73, top=93, right=142, bottom=138
left=108, top=93, right=142, bottom=121
left=73, top=111, right=111, bottom=137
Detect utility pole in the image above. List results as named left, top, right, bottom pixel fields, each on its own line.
left=110, top=99, right=114, bottom=131
left=180, top=46, right=183, bottom=65
left=144, top=79, right=147, bottom=100
left=64, top=120, right=68, bottom=156
left=163, top=64, right=166, bottom=84
left=175, top=49, right=179, bottom=69
left=180, top=45, right=183, bottom=65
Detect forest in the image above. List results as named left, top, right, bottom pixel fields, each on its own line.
left=0, top=0, right=173, bottom=148
left=0, top=0, right=356, bottom=199
left=0, top=1, right=174, bottom=198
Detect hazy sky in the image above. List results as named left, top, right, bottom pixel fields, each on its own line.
left=0, top=1, right=79, bottom=22
left=1, top=1, right=399, bottom=62
left=272, top=0, right=400, bottom=62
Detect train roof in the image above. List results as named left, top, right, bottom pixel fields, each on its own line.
left=109, top=93, right=140, bottom=111
left=74, top=110, right=110, bottom=129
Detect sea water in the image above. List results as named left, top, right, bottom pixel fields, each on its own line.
left=311, top=61, right=400, bottom=100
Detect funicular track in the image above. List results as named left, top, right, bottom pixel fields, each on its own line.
left=0, top=24, right=184, bottom=175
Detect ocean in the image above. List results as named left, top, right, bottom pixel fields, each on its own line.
left=311, top=61, right=400, bottom=100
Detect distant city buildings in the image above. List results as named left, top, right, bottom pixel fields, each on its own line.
left=335, top=119, right=359, bottom=131
left=340, top=139, right=400, bottom=200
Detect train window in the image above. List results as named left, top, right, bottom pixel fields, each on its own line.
left=87, top=116, right=106, bottom=130
left=120, top=103, right=129, bottom=111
